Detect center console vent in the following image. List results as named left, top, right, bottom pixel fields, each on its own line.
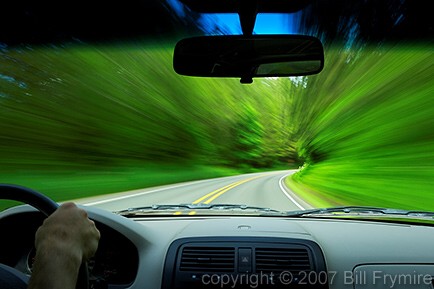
left=255, top=246, right=312, bottom=273
left=180, top=246, right=235, bottom=272
left=162, top=237, right=329, bottom=289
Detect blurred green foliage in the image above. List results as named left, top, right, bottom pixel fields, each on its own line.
left=0, top=41, right=297, bottom=208
left=0, top=41, right=433, bottom=211
left=288, top=44, right=434, bottom=211
left=0, top=42, right=296, bottom=168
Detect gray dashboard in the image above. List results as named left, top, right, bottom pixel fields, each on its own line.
left=1, top=205, right=434, bottom=289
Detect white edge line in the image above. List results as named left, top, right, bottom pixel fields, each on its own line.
left=278, top=173, right=305, bottom=210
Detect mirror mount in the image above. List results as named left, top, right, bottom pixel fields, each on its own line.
left=237, top=0, right=258, bottom=36
left=240, top=76, right=254, bottom=84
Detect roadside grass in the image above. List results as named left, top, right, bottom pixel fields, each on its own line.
left=284, top=176, right=339, bottom=208
left=286, top=164, right=434, bottom=212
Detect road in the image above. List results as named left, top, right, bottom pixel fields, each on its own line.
left=75, top=170, right=312, bottom=212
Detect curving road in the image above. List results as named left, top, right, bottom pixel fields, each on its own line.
left=74, top=170, right=313, bottom=212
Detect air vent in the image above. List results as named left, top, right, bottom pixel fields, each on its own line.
left=163, top=238, right=329, bottom=289
left=180, top=246, right=235, bottom=272
left=255, top=247, right=312, bottom=273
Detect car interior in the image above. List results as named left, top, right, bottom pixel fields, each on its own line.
left=0, top=0, right=433, bottom=289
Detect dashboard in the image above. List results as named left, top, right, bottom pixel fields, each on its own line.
left=1, top=205, right=434, bottom=289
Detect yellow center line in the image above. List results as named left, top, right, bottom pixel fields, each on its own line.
left=192, top=182, right=237, bottom=204
left=193, top=175, right=264, bottom=205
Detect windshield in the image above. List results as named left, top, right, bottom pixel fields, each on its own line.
left=0, top=0, right=433, bottom=222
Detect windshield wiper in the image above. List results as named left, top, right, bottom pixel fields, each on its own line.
left=116, top=204, right=434, bottom=219
left=205, top=203, right=282, bottom=213
left=116, top=203, right=283, bottom=215
left=285, top=206, right=434, bottom=218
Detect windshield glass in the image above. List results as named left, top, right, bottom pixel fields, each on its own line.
left=0, top=0, right=433, bottom=221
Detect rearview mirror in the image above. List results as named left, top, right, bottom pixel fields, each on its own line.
left=173, top=35, right=324, bottom=84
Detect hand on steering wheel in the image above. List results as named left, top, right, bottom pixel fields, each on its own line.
left=0, top=184, right=93, bottom=289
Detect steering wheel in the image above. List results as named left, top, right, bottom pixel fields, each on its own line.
left=0, top=184, right=89, bottom=289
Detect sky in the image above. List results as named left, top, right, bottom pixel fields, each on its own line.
left=166, top=0, right=298, bottom=35
left=199, top=13, right=297, bottom=35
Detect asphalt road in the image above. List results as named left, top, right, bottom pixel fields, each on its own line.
left=75, top=170, right=312, bottom=212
